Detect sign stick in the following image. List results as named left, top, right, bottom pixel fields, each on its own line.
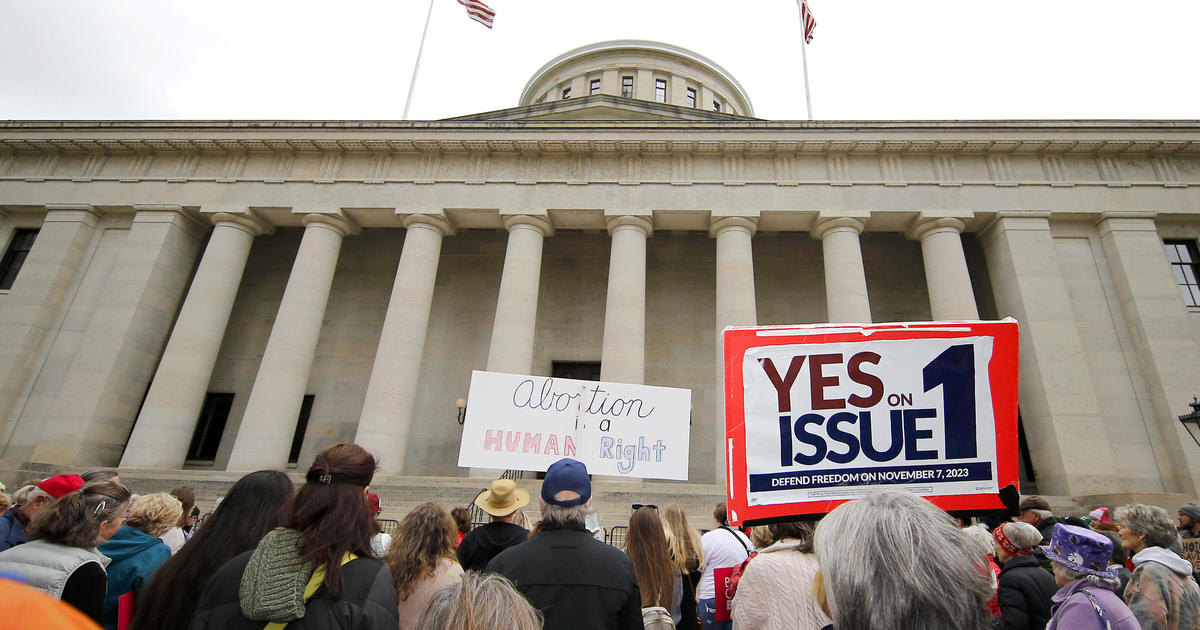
left=402, top=0, right=437, bottom=120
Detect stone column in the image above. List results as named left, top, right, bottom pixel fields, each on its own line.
left=225, top=211, right=355, bottom=471
left=486, top=214, right=552, bottom=374
left=0, top=204, right=102, bottom=457
left=355, top=213, right=453, bottom=475
left=813, top=215, right=872, bottom=324
left=979, top=212, right=1119, bottom=496
left=908, top=214, right=980, bottom=320
left=711, top=216, right=758, bottom=487
left=121, top=209, right=272, bottom=469
left=1096, top=212, right=1200, bottom=495
left=600, top=214, right=652, bottom=385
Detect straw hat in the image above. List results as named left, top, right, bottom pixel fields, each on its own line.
left=474, top=479, right=530, bottom=517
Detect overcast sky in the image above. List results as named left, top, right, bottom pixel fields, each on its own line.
left=2, top=0, right=1198, bottom=122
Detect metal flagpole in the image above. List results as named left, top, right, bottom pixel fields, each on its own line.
left=403, top=0, right=437, bottom=120
left=796, top=0, right=813, bottom=120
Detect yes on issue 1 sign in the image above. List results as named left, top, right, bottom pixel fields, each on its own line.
left=723, top=320, right=1019, bottom=523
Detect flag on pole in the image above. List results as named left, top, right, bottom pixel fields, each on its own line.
left=458, top=0, right=495, bottom=28
left=799, top=0, right=816, bottom=43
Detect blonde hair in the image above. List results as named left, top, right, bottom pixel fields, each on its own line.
left=384, top=502, right=457, bottom=600
left=0, top=492, right=9, bottom=514
left=415, top=572, right=542, bottom=630
left=662, top=504, right=702, bottom=574
left=125, top=493, right=183, bottom=538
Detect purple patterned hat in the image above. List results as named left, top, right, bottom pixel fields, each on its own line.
left=1040, top=523, right=1119, bottom=579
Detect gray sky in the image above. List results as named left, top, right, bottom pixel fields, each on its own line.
left=2, top=0, right=1198, bottom=121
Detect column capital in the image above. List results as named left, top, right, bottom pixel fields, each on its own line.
left=978, top=211, right=1052, bottom=240
left=401, top=212, right=456, bottom=236
left=709, top=216, right=757, bottom=238
left=812, top=216, right=866, bottom=241
left=44, top=203, right=103, bottom=226
left=906, top=216, right=967, bottom=241
left=503, top=213, right=554, bottom=236
left=298, top=210, right=359, bottom=236
left=1094, top=211, right=1159, bottom=236
left=606, top=214, right=653, bottom=237
left=204, top=207, right=274, bottom=237
left=132, top=205, right=210, bottom=240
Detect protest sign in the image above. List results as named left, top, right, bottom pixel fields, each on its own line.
left=723, top=320, right=1019, bottom=524
left=457, top=370, right=692, bottom=480
left=1182, top=538, right=1200, bottom=573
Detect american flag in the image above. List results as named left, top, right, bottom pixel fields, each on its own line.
left=458, top=0, right=495, bottom=29
left=799, top=0, right=816, bottom=43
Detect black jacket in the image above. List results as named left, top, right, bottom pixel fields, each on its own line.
left=487, top=525, right=642, bottom=630
left=456, top=521, right=528, bottom=572
left=189, top=551, right=399, bottom=630
left=994, top=555, right=1058, bottom=630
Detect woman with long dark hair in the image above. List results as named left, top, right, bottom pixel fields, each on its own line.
left=190, top=443, right=399, bottom=630
left=627, top=506, right=699, bottom=630
left=384, top=502, right=463, bottom=630
left=129, top=470, right=293, bottom=630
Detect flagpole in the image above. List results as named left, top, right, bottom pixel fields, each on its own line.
left=796, top=0, right=813, bottom=120
left=403, top=0, right=437, bottom=120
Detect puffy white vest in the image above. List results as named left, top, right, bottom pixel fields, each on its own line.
left=0, top=539, right=110, bottom=598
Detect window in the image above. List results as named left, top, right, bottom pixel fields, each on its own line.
left=621, top=76, right=633, bottom=98
left=713, top=101, right=721, bottom=112
left=561, top=87, right=571, bottom=100
left=654, top=79, right=667, bottom=102
left=686, top=87, right=696, bottom=108
left=1165, top=240, right=1200, bottom=306
left=288, top=394, right=315, bottom=464
left=552, top=361, right=601, bottom=382
left=187, top=393, right=235, bottom=461
left=0, top=228, right=38, bottom=291
left=589, top=79, right=601, bottom=95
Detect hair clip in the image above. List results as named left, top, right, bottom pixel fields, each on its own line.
left=93, top=500, right=106, bottom=516
left=318, top=474, right=332, bottom=485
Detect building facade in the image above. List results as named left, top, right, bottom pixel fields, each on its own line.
left=1, top=41, right=1199, bottom=502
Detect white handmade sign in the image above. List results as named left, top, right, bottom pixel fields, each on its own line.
left=457, top=370, right=692, bottom=480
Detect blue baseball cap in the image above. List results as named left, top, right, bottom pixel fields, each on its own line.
left=541, top=458, right=591, bottom=507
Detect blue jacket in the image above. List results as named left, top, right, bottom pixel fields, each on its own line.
left=0, top=508, right=29, bottom=552
left=98, top=526, right=171, bottom=630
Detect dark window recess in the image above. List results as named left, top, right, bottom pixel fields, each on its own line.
left=187, top=393, right=234, bottom=461
left=561, top=87, right=571, bottom=100
left=654, top=79, right=667, bottom=102
left=621, top=76, right=634, bottom=98
left=1016, top=410, right=1037, bottom=486
left=686, top=87, right=697, bottom=108
left=552, top=361, right=601, bottom=382
left=1165, top=240, right=1200, bottom=307
left=713, top=101, right=721, bottom=112
left=0, top=228, right=39, bottom=291
left=589, top=79, right=601, bottom=95
left=289, top=395, right=315, bottom=464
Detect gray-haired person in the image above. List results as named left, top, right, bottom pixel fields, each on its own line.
left=812, top=489, right=994, bottom=630
left=1116, top=503, right=1200, bottom=630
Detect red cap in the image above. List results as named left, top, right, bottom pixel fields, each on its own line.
left=367, top=492, right=382, bottom=515
left=37, top=474, right=86, bottom=499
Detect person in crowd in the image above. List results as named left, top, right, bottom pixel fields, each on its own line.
left=1090, top=507, right=1114, bottom=524
left=0, top=487, right=10, bottom=514
left=1177, top=502, right=1200, bottom=539
left=0, top=474, right=86, bottom=552
left=812, top=489, right=993, bottom=630
left=98, top=492, right=181, bottom=630
left=962, top=523, right=1002, bottom=617
left=190, top=443, right=399, bottom=630
left=413, top=571, right=542, bottom=630
left=1091, top=528, right=1133, bottom=595
left=1115, top=503, right=1200, bottom=630
left=487, top=457, right=642, bottom=630
left=81, top=470, right=121, bottom=487
left=384, top=502, right=463, bottom=630
left=697, top=502, right=754, bottom=630
left=0, top=481, right=131, bottom=625
left=129, top=470, right=293, bottom=630
left=456, top=478, right=530, bottom=572
left=159, top=486, right=195, bottom=555
left=1019, top=496, right=1060, bottom=544
left=1042, top=523, right=1140, bottom=629
left=0, top=575, right=104, bottom=630
left=626, top=506, right=697, bottom=630
left=11, top=483, right=38, bottom=507
left=511, top=508, right=531, bottom=529
left=367, top=493, right=392, bottom=558
left=662, top=503, right=702, bottom=590
left=449, top=507, right=471, bottom=548
left=731, top=519, right=828, bottom=630
left=992, top=522, right=1057, bottom=630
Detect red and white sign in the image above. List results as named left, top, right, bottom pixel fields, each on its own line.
left=722, top=320, right=1019, bottom=524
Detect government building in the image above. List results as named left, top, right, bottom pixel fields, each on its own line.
left=1, top=41, right=1199, bottom=508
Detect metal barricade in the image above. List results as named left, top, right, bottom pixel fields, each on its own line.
left=377, top=518, right=400, bottom=535
left=605, top=525, right=628, bottom=549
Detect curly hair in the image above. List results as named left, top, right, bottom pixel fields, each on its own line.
left=1115, top=503, right=1179, bottom=549
left=125, top=492, right=183, bottom=537
left=384, top=502, right=457, bottom=600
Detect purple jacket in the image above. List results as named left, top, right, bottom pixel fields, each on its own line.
left=1045, top=578, right=1140, bottom=630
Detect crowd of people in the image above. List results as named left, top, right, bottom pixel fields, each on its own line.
left=2, top=445, right=1200, bottom=630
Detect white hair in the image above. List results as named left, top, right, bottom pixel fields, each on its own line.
left=960, top=523, right=994, bottom=558
left=539, top=491, right=594, bottom=529
left=1028, top=508, right=1053, bottom=521
left=814, top=490, right=993, bottom=630
left=1051, top=561, right=1120, bottom=589
left=11, top=485, right=39, bottom=505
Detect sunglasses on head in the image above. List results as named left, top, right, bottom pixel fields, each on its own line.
left=632, top=504, right=658, bottom=512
